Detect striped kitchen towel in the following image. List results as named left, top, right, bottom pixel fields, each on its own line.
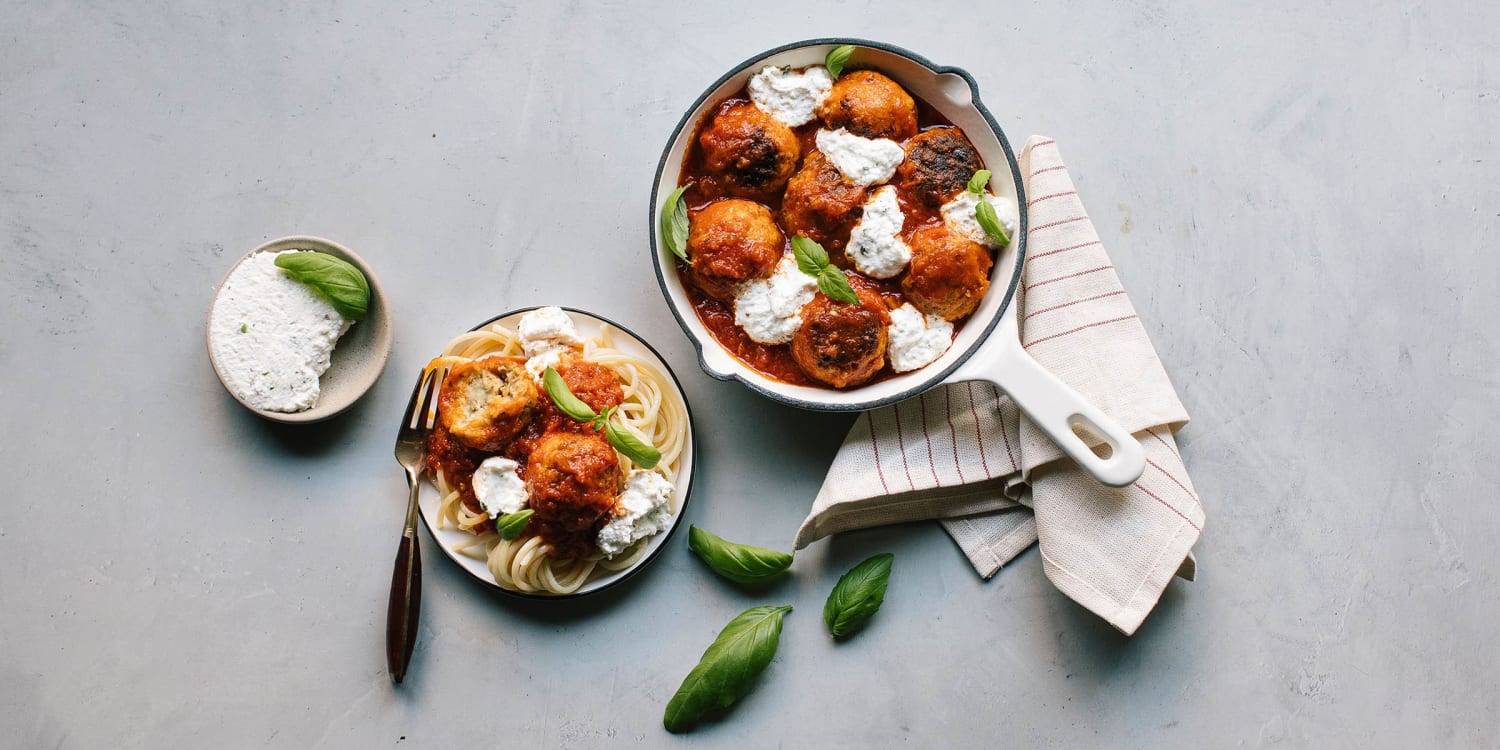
left=793, top=136, right=1202, bottom=635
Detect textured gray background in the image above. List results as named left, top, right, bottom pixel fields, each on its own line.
left=3, top=1, right=1496, bottom=748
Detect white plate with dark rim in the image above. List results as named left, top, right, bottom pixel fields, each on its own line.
left=206, top=235, right=393, bottom=424
left=650, top=38, right=1145, bottom=487
left=416, top=306, right=698, bottom=599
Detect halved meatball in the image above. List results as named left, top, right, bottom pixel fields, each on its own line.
left=526, top=432, right=625, bottom=560
left=902, top=225, right=993, bottom=321
left=780, top=150, right=869, bottom=253
left=437, top=357, right=538, bottom=451
left=816, top=70, right=918, bottom=141
left=687, top=198, right=784, bottom=301
left=790, top=287, right=891, bottom=389
left=895, top=127, right=983, bottom=209
left=698, top=101, right=801, bottom=197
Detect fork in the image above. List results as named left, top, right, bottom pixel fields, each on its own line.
left=387, top=365, right=444, bottom=684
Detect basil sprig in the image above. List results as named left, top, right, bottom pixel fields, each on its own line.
left=273, top=250, right=371, bottom=320
left=823, top=553, right=894, bottom=638
left=663, top=605, right=792, bottom=733
left=825, top=44, right=855, bottom=78
left=660, top=182, right=693, bottom=262
left=542, top=367, right=661, bottom=469
left=967, top=169, right=991, bottom=195
left=495, top=509, right=534, bottom=540
left=688, top=525, right=793, bottom=585
left=791, top=236, right=859, bottom=304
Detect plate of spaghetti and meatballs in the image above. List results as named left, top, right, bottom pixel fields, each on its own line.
left=417, top=306, right=694, bottom=597
left=651, top=39, right=1149, bottom=488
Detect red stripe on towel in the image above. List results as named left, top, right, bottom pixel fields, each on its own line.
left=1144, top=426, right=1183, bottom=462
left=1137, top=482, right=1201, bottom=531
left=918, top=396, right=941, bottom=487
left=965, top=382, right=993, bottom=479
left=892, top=401, right=916, bottom=492
left=1024, top=265, right=1114, bottom=291
left=1022, top=290, right=1127, bottom=322
left=1024, top=315, right=1137, bottom=349
left=1027, top=190, right=1077, bottom=207
left=1029, top=164, right=1068, bottom=178
left=993, top=386, right=1018, bottom=472
left=1025, top=239, right=1101, bottom=265
left=1148, top=458, right=1200, bottom=507
left=944, top=388, right=966, bottom=483
left=867, top=412, right=890, bottom=494
left=1028, top=215, right=1089, bottom=233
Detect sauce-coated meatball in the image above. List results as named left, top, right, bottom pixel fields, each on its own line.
left=790, top=287, right=891, bottom=389
left=902, top=226, right=993, bottom=321
left=687, top=198, right=785, bottom=301
left=437, top=357, right=538, bottom=451
left=816, top=70, right=918, bottom=141
left=895, top=127, right=983, bottom=208
left=526, top=432, right=624, bottom=560
left=697, top=101, right=802, bottom=197
left=780, top=150, right=869, bottom=253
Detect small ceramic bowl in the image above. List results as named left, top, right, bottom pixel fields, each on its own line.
left=206, top=235, right=393, bottom=423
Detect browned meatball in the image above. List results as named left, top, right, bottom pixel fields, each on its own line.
left=780, top=150, right=869, bottom=253
left=526, top=432, right=625, bottom=560
left=895, top=127, right=984, bottom=208
left=902, top=226, right=993, bottom=321
left=687, top=198, right=784, bottom=301
left=790, top=287, right=891, bottom=389
left=437, top=356, right=538, bottom=451
left=697, top=101, right=801, bottom=197
left=816, top=70, right=918, bottom=141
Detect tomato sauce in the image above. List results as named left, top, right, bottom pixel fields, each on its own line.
left=675, top=74, right=977, bottom=389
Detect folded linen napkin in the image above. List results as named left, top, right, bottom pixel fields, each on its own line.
left=793, top=136, right=1202, bottom=635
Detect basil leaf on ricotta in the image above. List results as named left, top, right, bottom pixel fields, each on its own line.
left=967, top=169, right=991, bottom=195
left=663, top=605, right=792, bottom=733
left=272, top=250, right=370, bottom=321
left=495, top=509, right=534, bottom=540
left=688, top=525, right=793, bottom=584
left=660, top=183, right=693, bottom=262
left=974, top=198, right=1012, bottom=247
left=791, top=236, right=859, bottom=304
left=823, top=553, right=894, bottom=638
left=825, top=44, right=855, bottom=79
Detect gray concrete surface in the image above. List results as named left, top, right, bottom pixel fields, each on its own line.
left=3, top=2, right=1496, bottom=747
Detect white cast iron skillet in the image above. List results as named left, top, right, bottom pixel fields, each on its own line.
left=649, top=38, right=1145, bottom=487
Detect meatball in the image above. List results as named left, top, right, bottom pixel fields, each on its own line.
left=895, top=127, right=984, bottom=208
left=780, top=150, right=869, bottom=253
left=437, top=357, right=538, bottom=451
left=902, top=225, right=993, bottom=321
left=553, top=360, right=624, bottom=414
left=816, top=70, right=918, bottom=141
left=687, top=198, right=785, bottom=301
left=790, top=287, right=891, bottom=389
left=526, top=432, right=625, bottom=559
left=697, top=101, right=801, bottom=197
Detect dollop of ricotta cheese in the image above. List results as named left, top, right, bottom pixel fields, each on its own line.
left=887, top=303, right=955, bottom=373
left=207, top=250, right=354, bottom=412
left=733, top=254, right=818, bottom=344
left=748, top=65, right=834, bottom=126
left=518, top=306, right=585, bottom=378
left=596, top=470, right=675, bottom=558
left=941, top=190, right=1020, bottom=249
left=846, top=186, right=912, bottom=279
left=815, top=128, right=905, bottom=186
left=471, top=456, right=528, bottom=517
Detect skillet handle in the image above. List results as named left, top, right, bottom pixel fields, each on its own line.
left=952, top=316, right=1146, bottom=487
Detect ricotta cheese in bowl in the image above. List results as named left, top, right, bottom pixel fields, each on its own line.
left=205, top=235, right=391, bottom=423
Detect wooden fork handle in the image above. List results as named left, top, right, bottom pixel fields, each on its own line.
left=386, top=483, right=422, bottom=683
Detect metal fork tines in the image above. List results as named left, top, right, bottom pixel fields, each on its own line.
left=386, top=365, right=445, bottom=684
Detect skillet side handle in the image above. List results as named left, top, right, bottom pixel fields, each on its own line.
left=962, top=331, right=1146, bottom=487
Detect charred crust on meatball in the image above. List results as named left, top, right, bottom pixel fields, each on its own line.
left=896, top=127, right=983, bottom=208
left=790, top=288, right=892, bottom=389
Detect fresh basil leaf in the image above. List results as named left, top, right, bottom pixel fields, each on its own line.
left=825, top=44, right=855, bottom=79
left=660, top=183, right=693, bottom=262
left=542, top=367, right=599, bottom=422
left=823, top=553, right=893, bottom=638
left=967, top=169, right=991, bottom=195
left=495, top=509, right=534, bottom=540
left=604, top=419, right=661, bottom=469
left=974, top=199, right=1012, bottom=247
left=791, top=235, right=831, bottom=277
left=663, top=604, right=792, bottom=733
left=817, top=267, right=859, bottom=304
left=688, top=525, right=793, bottom=585
left=273, top=251, right=370, bottom=320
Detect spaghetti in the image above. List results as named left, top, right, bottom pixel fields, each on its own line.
left=423, top=311, right=689, bottom=595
